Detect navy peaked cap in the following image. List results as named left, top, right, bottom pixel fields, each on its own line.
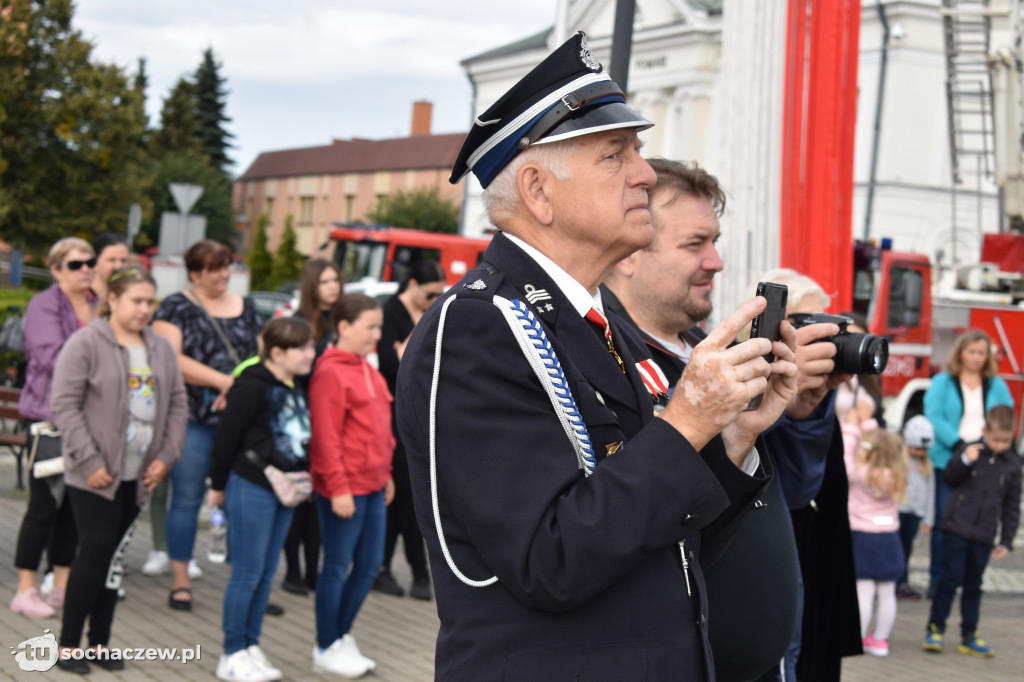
left=450, top=31, right=652, bottom=188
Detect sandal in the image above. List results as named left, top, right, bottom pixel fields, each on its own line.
left=168, top=587, right=192, bottom=611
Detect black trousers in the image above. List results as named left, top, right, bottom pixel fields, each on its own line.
left=14, top=427, right=77, bottom=570
left=283, top=497, right=320, bottom=588
left=60, top=482, right=138, bottom=648
left=382, top=444, right=428, bottom=579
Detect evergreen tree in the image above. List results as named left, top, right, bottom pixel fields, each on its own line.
left=270, top=214, right=303, bottom=290
left=141, top=152, right=236, bottom=249
left=194, top=48, right=234, bottom=175
left=0, top=0, right=150, bottom=257
left=366, top=188, right=459, bottom=234
left=247, top=211, right=273, bottom=290
left=149, top=77, right=202, bottom=159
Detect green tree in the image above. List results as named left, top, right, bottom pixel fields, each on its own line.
left=0, top=0, right=150, bottom=258
left=366, top=188, right=459, bottom=234
left=141, top=152, right=236, bottom=249
left=247, top=211, right=272, bottom=290
left=194, top=48, right=233, bottom=174
left=149, top=77, right=202, bottom=159
left=269, top=214, right=303, bottom=290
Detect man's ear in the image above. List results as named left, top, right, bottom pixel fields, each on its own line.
left=615, top=253, right=637, bottom=278
left=517, top=163, right=554, bottom=225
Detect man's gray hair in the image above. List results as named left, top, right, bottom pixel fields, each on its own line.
left=483, top=138, right=580, bottom=223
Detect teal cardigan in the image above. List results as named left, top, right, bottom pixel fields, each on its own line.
left=923, top=372, right=1014, bottom=470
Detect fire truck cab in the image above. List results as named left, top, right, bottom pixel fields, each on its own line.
left=326, top=223, right=490, bottom=287
left=853, top=237, right=1024, bottom=441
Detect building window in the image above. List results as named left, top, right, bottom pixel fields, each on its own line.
left=299, top=196, right=315, bottom=225
left=345, top=195, right=355, bottom=222
left=264, top=197, right=274, bottom=220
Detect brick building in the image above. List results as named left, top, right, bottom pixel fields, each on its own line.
left=232, top=101, right=465, bottom=256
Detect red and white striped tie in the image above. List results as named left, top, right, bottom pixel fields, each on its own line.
left=585, top=308, right=625, bottom=373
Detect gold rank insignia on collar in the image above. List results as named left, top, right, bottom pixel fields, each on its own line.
left=605, top=441, right=623, bottom=457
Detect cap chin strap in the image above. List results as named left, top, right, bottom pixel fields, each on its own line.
left=428, top=294, right=596, bottom=588
left=516, top=82, right=625, bottom=149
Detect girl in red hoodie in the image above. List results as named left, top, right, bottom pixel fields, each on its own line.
left=309, top=293, right=395, bottom=678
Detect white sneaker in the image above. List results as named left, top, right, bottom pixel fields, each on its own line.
left=188, top=559, right=203, bottom=580
left=216, top=650, right=265, bottom=681
left=312, top=639, right=370, bottom=678
left=40, top=571, right=54, bottom=596
left=246, top=645, right=282, bottom=682
left=340, top=634, right=376, bottom=672
left=142, top=550, right=170, bottom=576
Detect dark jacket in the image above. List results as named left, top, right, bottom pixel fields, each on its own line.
left=397, top=233, right=769, bottom=682
left=603, top=285, right=799, bottom=681
left=942, top=439, right=1022, bottom=549
left=208, top=363, right=311, bottom=493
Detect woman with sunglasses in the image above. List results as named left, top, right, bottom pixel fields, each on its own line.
left=371, top=260, right=444, bottom=600
left=10, top=237, right=97, bottom=619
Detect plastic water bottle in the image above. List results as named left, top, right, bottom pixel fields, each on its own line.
left=207, top=507, right=227, bottom=564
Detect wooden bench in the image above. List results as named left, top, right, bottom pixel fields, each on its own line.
left=0, top=385, right=26, bottom=489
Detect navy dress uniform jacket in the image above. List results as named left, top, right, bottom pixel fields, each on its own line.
left=396, top=233, right=769, bottom=681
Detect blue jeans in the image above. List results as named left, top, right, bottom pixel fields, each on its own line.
left=928, top=532, right=990, bottom=640
left=166, top=421, right=215, bottom=562
left=928, top=472, right=952, bottom=586
left=314, top=490, right=386, bottom=650
left=222, top=473, right=294, bottom=654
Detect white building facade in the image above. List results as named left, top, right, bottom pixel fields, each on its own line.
left=458, top=0, right=1002, bottom=319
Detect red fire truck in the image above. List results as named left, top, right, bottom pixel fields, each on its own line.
left=326, top=223, right=490, bottom=287
left=853, top=234, right=1024, bottom=440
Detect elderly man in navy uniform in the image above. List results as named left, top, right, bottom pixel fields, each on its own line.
left=396, top=32, right=798, bottom=682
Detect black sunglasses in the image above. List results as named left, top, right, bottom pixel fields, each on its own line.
left=62, top=258, right=97, bottom=271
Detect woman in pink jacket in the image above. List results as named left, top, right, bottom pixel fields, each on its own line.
left=309, top=293, right=394, bottom=678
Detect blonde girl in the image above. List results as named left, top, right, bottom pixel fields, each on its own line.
left=844, top=427, right=908, bottom=657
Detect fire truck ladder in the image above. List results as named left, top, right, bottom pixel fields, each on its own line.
left=942, top=0, right=997, bottom=263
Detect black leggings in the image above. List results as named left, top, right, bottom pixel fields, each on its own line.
left=283, top=497, right=320, bottom=588
left=60, top=482, right=139, bottom=648
left=14, top=428, right=77, bottom=570
left=383, top=445, right=428, bottom=579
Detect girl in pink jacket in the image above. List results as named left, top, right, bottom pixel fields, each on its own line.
left=843, top=422, right=907, bottom=658
left=308, top=293, right=395, bottom=678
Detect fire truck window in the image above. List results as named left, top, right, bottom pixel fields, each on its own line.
left=337, top=242, right=387, bottom=283
left=886, top=266, right=923, bottom=329
left=390, top=246, right=441, bottom=284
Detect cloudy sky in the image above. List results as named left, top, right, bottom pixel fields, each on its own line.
left=74, top=0, right=560, bottom=176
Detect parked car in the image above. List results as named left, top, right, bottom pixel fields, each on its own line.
left=250, top=291, right=294, bottom=320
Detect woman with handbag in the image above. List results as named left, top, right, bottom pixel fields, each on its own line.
left=50, top=266, right=187, bottom=674
left=309, top=294, right=395, bottom=678
left=152, top=240, right=264, bottom=610
left=11, top=237, right=96, bottom=619
left=207, top=316, right=315, bottom=682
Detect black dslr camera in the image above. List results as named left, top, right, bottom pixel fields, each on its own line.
left=788, top=313, right=889, bottom=375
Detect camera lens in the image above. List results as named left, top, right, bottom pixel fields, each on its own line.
left=834, top=332, right=889, bottom=374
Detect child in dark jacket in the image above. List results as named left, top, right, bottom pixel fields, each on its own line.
left=924, top=404, right=1021, bottom=658
left=208, top=317, right=315, bottom=682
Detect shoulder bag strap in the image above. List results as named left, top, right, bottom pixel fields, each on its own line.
left=183, top=290, right=241, bottom=367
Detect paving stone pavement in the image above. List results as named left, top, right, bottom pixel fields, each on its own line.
left=0, top=450, right=1020, bottom=681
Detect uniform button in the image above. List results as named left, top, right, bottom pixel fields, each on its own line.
left=683, top=514, right=697, bottom=523
left=486, top=266, right=499, bottom=275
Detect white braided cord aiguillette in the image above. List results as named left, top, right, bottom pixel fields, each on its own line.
left=493, top=296, right=596, bottom=475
